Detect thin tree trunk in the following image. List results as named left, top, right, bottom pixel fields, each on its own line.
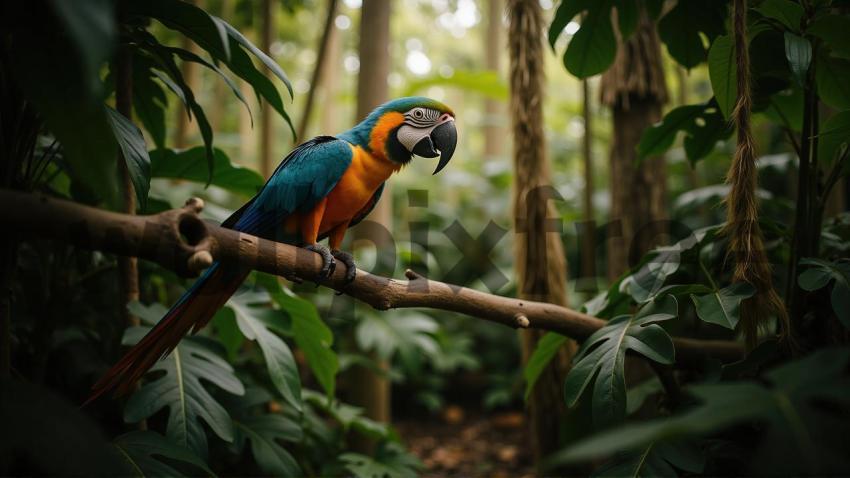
left=296, top=0, right=339, bottom=143
left=507, top=0, right=575, bottom=467
left=320, top=25, right=341, bottom=134
left=259, top=0, right=277, bottom=178
left=600, top=6, right=669, bottom=280
left=347, top=0, right=392, bottom=451
left=483, top=0, right=504, bottom=161
left=115, top=45, right=140, bottom=329
left=579, top=79, right=596, bottom=291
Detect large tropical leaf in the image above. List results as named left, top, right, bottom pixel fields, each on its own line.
left=562, top=0, right=616, bottom=79
left=708, top=35, right=736, bottom=119
left=657, top=0, right=727, bottom=69
left=798, top=258, right=850, bottom=328
left=123, top=303, right=245, bottom=457
left=547, top=348, right=850, bottom=476
left=564, top=296, right=678, bottom=427
left=340, top=443, right=422, bottom=478
left=105, top=106, right=151, bottom=209
left=112, top=431, right=214, bottom=477
left=225, top=291, right=303, bottom=413
left=131, top=61, right=168, bottom=149
left=227, top=388, right=302, bottom=477
left=149, top=147, right=264, bottom=197
left=691, top=282, right=756, bottom=330
left=584, top=441, right=704, bottom=478
left=637, top=100, right=733, bottom=164
left=355, top=311, right=439, bottom=360
left=302, top=389, right=390, bottom=439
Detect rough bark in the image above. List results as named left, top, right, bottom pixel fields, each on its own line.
left=507, top=0, right=576, bottom=466
left=296, top=0, right=339, bottom=143
left=600, top=6, right=669, bottom=280
left=579, top=79, right=596, bottom=290
left=349, top=0, right=393, bottom=445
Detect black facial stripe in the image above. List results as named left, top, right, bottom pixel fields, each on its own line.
left=404, top=108, right=440, bottom=126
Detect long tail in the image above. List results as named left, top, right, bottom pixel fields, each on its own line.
left=86, top=262, right=248, bottom=404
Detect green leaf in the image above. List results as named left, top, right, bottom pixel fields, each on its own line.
left=105, top=106, right=151, bottom=210
left=546, top=348, right=850, bottom=476
left=563, top=0, right=617, bottom=78
left=356, top=311, right=439, bottom=360
left=817, top=110, right=850, bottom=167
left=817, top=52, right=850, bottom=109
left=708, top=35, right=736, bottom=119
left=564, top=296, right=678, bottom=427
left=638, top=101, right=732, bottom=163
left=404, top=70, right=508, bottom=100
left=340, top=443, right=422, bottom=478
left=217, top=19, right=293, bottom=98
left=808, top=15, right=850, bottom=59
left=302, top=389, right=391, bottom=439
left=127, top=0, right=230, bottom=63
left=798, top=258, right=850, bottom=328
left=132, top=62, right=168, bottom=149
left=123, top=325, right=245, bottom=457
left=112, top=431, right=214, bottom=477
left=784, top=32, right=812, bottom=86
left=587, top=441, right=704, bottom=477
left=524, top=333, right=568, bottom=400
left=291, top=302, right=338, bottom=398
left=658, top=0, right=727, bottom=69
left=549, top=0, right=591, bottom=49
left=227, top=389, right=302, bottom=477
left=755, top=0, right=804, bottom=31
left=149, top=147, right=264, bottom=197
left=7, top=3, right=118, bottom=204
left=227, top=292, right=303, bottom=412
left=691, top=282, right=757, bottom=330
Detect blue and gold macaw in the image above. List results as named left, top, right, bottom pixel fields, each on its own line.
left=90, top=97, right=457, bottom=400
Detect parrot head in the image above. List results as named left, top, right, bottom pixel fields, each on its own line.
left=347, top=96, right=458, bottom=175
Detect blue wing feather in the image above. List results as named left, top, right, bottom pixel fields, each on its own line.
left=223, top=136, right=352, bottom=240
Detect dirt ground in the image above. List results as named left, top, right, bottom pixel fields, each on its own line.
left=396, top=406, right=535, bottom=478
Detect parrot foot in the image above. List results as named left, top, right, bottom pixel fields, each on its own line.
left=305, top=243, right=336, bottom=284
left=331, top=249, right=357, bottom=285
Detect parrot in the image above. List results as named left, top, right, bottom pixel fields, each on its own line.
left=87, top=96, right=457, bottom=402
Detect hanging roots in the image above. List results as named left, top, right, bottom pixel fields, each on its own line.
left=722, top=0, right=789, bottom=348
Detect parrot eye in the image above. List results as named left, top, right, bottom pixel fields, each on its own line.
left=413, top=109, right=424, bottom=119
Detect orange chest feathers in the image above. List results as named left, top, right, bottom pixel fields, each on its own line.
left=318, top=144, right=398, bottom=232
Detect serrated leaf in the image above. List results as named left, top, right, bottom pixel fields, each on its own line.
left=123, top=325, right=245, bottom=457
left=150, top=147, right=264, bottom=197
left=798, top=258, right=850, bottom=328
left=524, top=333, right=568, bottom=400
left=105, top=106, right=151, bottom=209
left=755, top=0, right=804, bottom=31
left=112, top=431, right=214, bottom=477
left=563, top=0, right=617, bottom=78
left=708, top=35, right=736, bottom=119
left=227, top=292, right=302, bottom=412
left=564, top=296, right=678, bottom=427
left=784, top=32, right=811, bottom=86
left=691, top=282, right=757, bottom=330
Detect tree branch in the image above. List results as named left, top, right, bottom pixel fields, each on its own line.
left=0, top=189, right=745, bottom=365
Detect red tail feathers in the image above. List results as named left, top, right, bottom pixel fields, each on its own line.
left=85, top=265, right=247, bottom=405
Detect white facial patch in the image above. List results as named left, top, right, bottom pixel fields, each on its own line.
left=397, top=116, right=454, bottom=152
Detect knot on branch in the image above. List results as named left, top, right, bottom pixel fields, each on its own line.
left=147, top=198, right=214, bottom=277
left=514, top=313, right=530, bottom=328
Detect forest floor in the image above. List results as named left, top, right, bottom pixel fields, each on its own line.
left=396, top=406, right=535, bottom=478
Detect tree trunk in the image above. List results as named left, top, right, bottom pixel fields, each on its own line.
left=259, top=0, right=277, bottom=178
left=347, top=0, right=392, bottom=452
left=296, top=0, right=339, bottom=143
left=507, top=0, right=575, bottom=467
left=115, top=45, right=140, bottom=329
left=600, top=6, right=669, bottom=280
left=483, top=0, right=504, bottom=161
left=578, top=79, right=596, bottom=292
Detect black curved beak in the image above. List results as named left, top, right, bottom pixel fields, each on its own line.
left=430, top=120, right=457, bottom=175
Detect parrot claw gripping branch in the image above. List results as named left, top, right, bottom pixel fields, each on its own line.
left=86, top=96, right=459, bottom=402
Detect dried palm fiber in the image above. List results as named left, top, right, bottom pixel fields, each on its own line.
left=507, top=0, right=575, bottom=466
left=723, top=0, right=789, bottom=348
left=600, top=4, right=669, bottom=280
